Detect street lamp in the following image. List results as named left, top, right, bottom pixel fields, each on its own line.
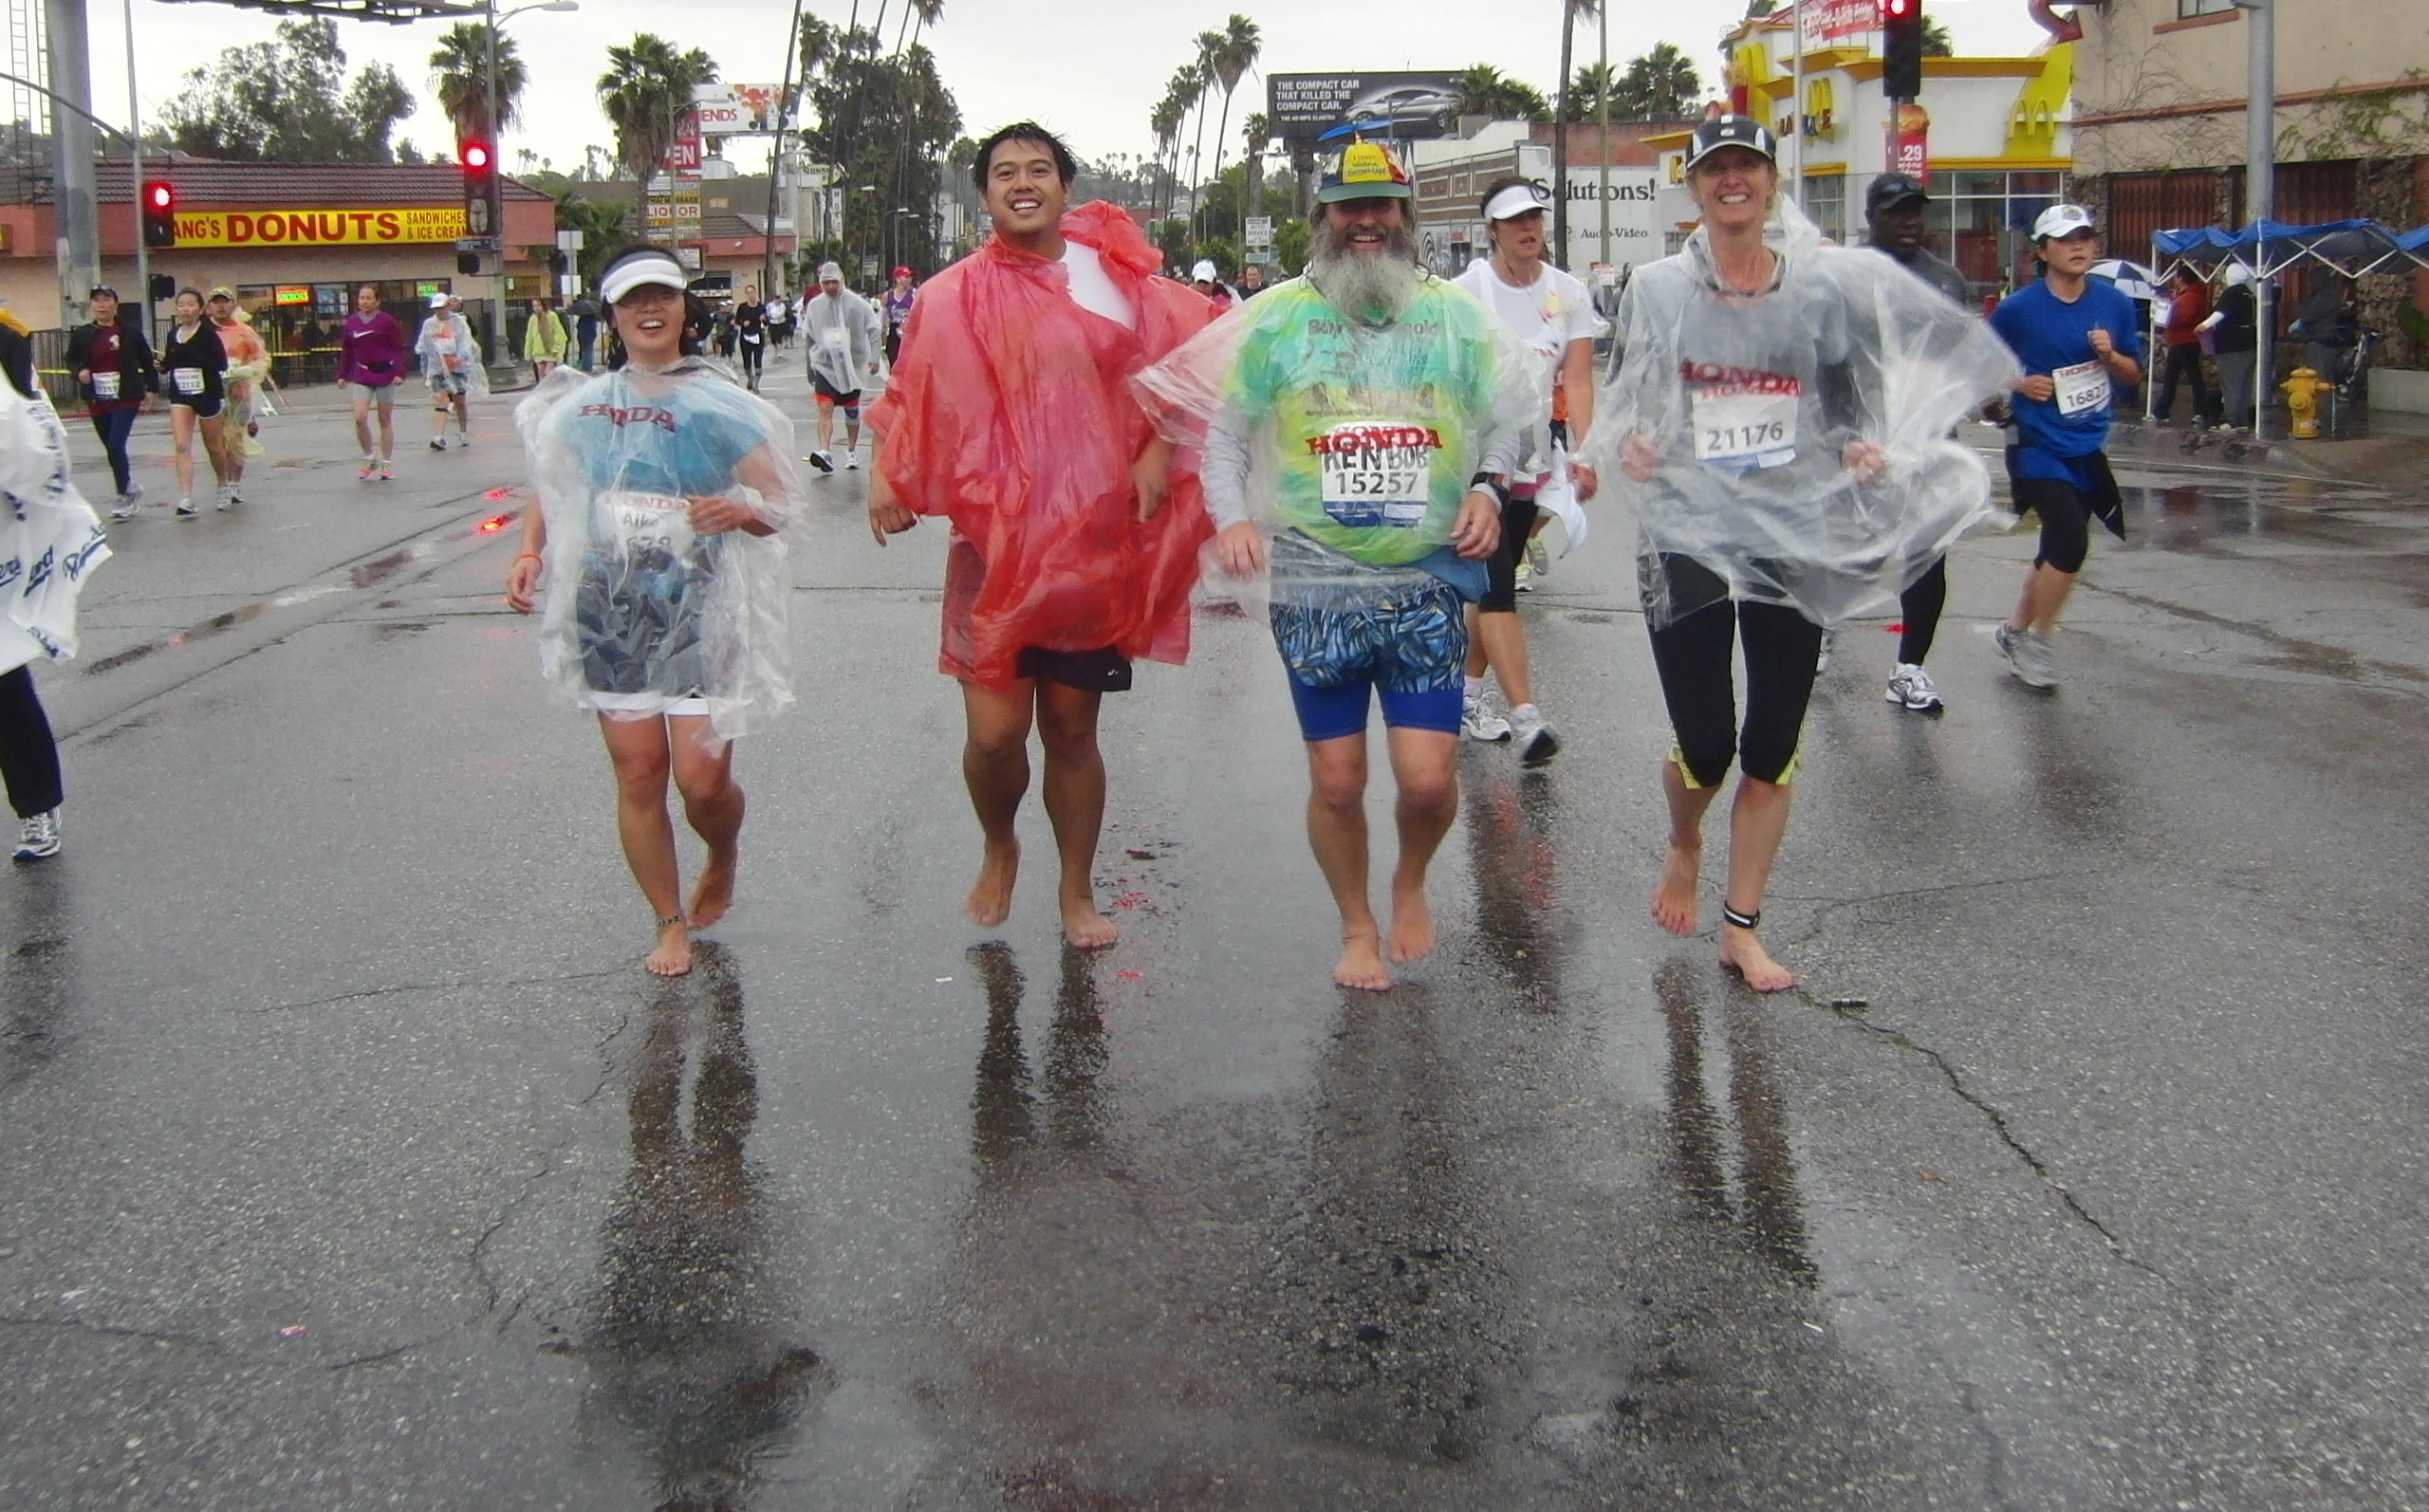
left=482, top=0, right=579, bottom=362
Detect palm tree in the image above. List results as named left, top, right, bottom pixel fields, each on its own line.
left=598, top=33, right=719, bottom=182
left=1151, top=91, right=1187, bottom=221
left=1185, top=30, right=1222, bottom=237
left=428, top=22, right=526, bottom=145
left=1156, top=66, right=1199, bottom=220
left=1240, top=109, right=1270, bottom=228
left=1552, top=0, right=1601, bottom=268
left=1616, top=43, right=1700, bottom=120
left=1452, top=65, right=1550, bottom=122
left=1200, top=14, right=1261, bottom=242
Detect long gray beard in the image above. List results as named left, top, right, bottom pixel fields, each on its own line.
left=1306, top=217, right=1423, bottom=324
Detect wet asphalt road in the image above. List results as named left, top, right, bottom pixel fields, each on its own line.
left=3, top=366, right=2426, bottom=1510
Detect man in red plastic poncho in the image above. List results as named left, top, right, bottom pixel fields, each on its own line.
left=866, top=122, right=1216, bottom=950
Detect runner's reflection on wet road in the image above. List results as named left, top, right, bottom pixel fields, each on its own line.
left=582, top=943, right=825, bottom=1510
left=1655, top=960, right=1816, bottom=1285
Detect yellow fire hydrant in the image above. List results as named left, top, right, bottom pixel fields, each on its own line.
left=2282, top=366, right=2327, bottom=439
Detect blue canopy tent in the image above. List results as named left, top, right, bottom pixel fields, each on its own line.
left=2149, top=219, right=2429, bottom=438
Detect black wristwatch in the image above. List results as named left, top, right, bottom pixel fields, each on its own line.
left=1468, top=471, right=1508, bottom=507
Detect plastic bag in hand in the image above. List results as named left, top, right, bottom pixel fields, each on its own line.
left=1579, top=197, right=2019, bottom=630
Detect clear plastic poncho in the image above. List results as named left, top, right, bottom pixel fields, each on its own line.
left=216, top=316, right=271, bottom=461
left=1579, top=198, right=2020, bottom=629
left=1133, top=272, right=1548, bottom=619
left=0, top=370, right=109, bottom=673
left=516, top=357, right=804, bottom=740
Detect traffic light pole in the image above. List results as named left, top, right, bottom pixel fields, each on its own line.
left=484, top=0, right=505, bottom=365
left=126, top=0, right=147, bottom=337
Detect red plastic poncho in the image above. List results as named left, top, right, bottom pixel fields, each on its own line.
left=868, top=201, right=1214, bottom=687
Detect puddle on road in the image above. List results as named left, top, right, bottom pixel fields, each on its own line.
left=82, top=516, right=519, bottom=676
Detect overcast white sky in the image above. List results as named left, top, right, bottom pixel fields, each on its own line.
left=87, top=0, right=2048, bottom=175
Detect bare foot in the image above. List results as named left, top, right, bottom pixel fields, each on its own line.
left=687, top=850, right=736, bottom=929
left=1718, top=922, right=1796, bottom=993
left=1651, top=840, right=1702, bottom=935
left=1386, top=883, right=1436, bottom=964
left=1060, top=894, right=1119, bottom=950
left=1335, top=929, right=1393, bottom=991
left=644, top=919, right=693, bottom=977
left=965, top=840, right=1019, bottom=929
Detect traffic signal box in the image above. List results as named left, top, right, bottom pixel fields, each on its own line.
left=1881, top=0, right=1925, bottom=100
left=141, top=180, right=176, bottom=249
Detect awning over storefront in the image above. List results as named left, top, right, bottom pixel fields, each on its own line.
left=2152, top=218, right=2429, bottom=279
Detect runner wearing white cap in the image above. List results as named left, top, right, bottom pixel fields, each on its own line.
left=1987, top=203, right=2143, bottom=691
left=415, top=291, right=479, bottom=451
left=802, top=262, right=881, bottom=472
left=1451, top=175, right=1602, bottom=763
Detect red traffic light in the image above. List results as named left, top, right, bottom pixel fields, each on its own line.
left=140, top=179, right=176, bottom=248
left=460, top=140, right=493, bottom=172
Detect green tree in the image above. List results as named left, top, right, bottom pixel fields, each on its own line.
left=526, top=172, right=639, bottom=287
left=1613, top=43, right=1701, bottom=120
left=428, top=23, right=527, bottom=146
left=1920, top=15, right=1955, bottom=56
left=1153, top=68, right=1201, bottom=219
left=1452, top=65, right=1550, bottom=122
left=1564, top=61, right=1616, bottom=121
left=1272, top=217, right=1310, bottom=276
left=598, top=33, right=718, bottom=181
left=801, top=27, right=963, bottom=276
left=159, top=18, right=414, bottom=163
left=1185, top=30, right=1222, bottom=229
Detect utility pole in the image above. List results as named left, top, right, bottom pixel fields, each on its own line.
left=45, top=0, right=99, bottom=332
left=2238, top=0, right=2274, bottom=440
left=1596, top=0, right=1611, bottom=269
left=1789, top=0, right=1806, bottom=211
left=125, top=0, right=145, bottom=336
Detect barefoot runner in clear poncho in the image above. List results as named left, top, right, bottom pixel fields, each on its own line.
left=506, top=246, right=806, bottom=976
left=866, top=122, right=1216, bottom=950
left=1578, top=116, right=2016, bottom=992
left=1136, top=138, right=1546, bottom=990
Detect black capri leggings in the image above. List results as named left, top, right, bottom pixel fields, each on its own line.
left=2012, top=477, right=2091, bottom=575
left=1476, top=486, right=1542, bottom=613
left=1645, top=556, right=1824, bottom=788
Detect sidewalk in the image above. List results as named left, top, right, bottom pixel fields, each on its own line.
left=2106, top=402, right=2429, bottom=489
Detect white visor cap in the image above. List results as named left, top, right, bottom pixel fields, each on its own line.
left=602, top=253, right=688, bottom=304
left=1484, top=183, right=1551, bottom=222
left=2033, top=203, right=2096, bottom=242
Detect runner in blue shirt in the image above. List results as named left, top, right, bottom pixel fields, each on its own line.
left=1987, top=203, right=2143, bottom=691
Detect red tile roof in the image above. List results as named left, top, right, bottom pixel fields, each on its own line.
left=58, top=158, right=552, bottom=206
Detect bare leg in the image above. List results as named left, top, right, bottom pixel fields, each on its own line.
left=668, top=715, right=744, bottom=928
left=1716, top=775, right=1796, bottom=992
left=816, top=401, right=836, bottom=453
left=598, top=714, right=691, bottom=975
left=960, top=680, right=1035, bottom=928
left=351, top=395, right=374, bottom=457
left=1036, top=680, right=1116, bottom=949
left=1653, top=757, right=1723, bottom=934
left=1381, top=725, right=1459, bottom=964
left=376, top=400, right=395, bottom=461
left=1304, top=732, right=1388, bottom=989
left=845, top=414, right=862, bottom=451
left=1474, top=610, right=1534, bottom=710
left=198, top=415, right=231, bottom=487
left=171, top=405, right=196, bottom=497
left=2011, top=562, right=2079, bottom=636
left=453, top=394, right=470, bottom=438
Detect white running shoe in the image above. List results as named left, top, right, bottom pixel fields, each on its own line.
left=1524, top=535, right=1549, bottom=577
left=215, top=484, right=235, bottom=511
left=109, top=493, right=139, bottom=521
left=1460, top=694, right=1511, bottom=743
left=1884, top=662, right=1944, bottom=713
left=1993, top=623, right=2057, bottom=690
left=12, top=808, right=59, bottom=861
left=429, top=436, right=447, bottom=452
left=807, top=451, right=834, bottom=474
left=844, top=452, right=861, bottom=470
left=175, top=497, right=197, bottom=517
left=1513, top=559, right=1534, bottom=593
left=1510, top=703, right=1560, bottom=766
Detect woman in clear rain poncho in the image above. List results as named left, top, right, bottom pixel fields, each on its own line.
left=506, top=246, right=806, bottom=977
left=1581, top=116, right=2017, bottom=992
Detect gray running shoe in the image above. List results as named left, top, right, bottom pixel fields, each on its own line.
left=1461, top=694, right=1511, bottom=743
left=1510, top=703, right=1560, bottom=766
left=1995, top=623, right=2057, bottom=689
left=1885, top=662, right=1944, bottom=712
left=1815, top=625, right=1839, bottom=674
left=12, top=808, right=59, bottom=860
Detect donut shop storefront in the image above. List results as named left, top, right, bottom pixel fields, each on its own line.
left=0, top=160, right=554, bottom=382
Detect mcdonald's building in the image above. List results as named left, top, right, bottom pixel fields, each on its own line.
left=0, top=158, right=553, bottom=375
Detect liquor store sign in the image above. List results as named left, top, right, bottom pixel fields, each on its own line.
left=169, top=206, right=469, bottom=249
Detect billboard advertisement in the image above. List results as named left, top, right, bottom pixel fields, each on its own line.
left=1269, top=72, right=1463, bottom=143
left=692, top=83, right=785, bottom=138
left=1800, top=0, right=1879, bottom=44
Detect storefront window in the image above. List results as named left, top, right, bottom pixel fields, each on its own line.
left=1801, top=175, right=1846, bottom=246
left=1924, top=170, right=2066, bottom=304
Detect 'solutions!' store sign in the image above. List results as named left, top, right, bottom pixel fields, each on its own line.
left=170, top=206, right=470, bottom=249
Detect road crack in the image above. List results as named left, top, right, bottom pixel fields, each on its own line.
left=0, top=1314, right=222, bottom=1350
left=250, top=967, right=630, bottom=1015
